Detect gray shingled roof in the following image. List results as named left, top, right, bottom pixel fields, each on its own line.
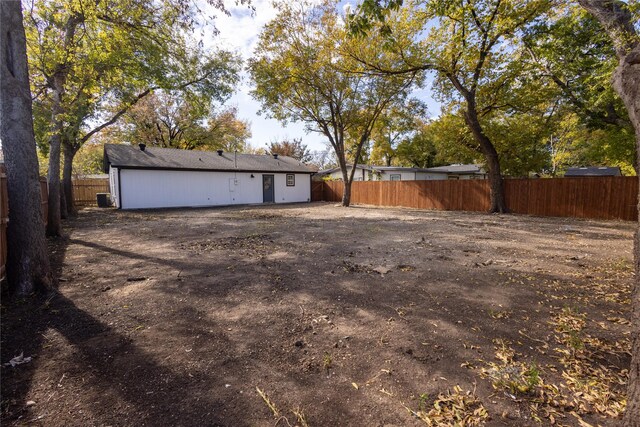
left=317, top=163, right=485, bottom=175
left=316, top=164, right=376, bottom=175
left=423, top=164, right=485, bottom=174
left=565, top=166, right=622, bottom=177
left=104, top=144, right=315, bottom=174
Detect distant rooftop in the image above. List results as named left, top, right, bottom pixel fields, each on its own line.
left=565, top=167, right=622, bottom=177
left=423, top=164, right=485, bottom=174
left=317, top=163, right=485, bottom=175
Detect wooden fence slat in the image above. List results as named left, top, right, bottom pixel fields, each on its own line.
left=72, top=178, right=110, bottom=206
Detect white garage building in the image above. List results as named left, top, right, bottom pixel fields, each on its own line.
left=104, top=144, right=315, bottom=209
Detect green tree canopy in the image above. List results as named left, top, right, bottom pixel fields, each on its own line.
left=349, top=0, right=552, bottom=211
left=249, top=0, right=418, bottom=206
left=267, top=138, right=312, bottom=162
left=111, top=92, right=251, bottom=152
left=25, top=0, right=243, bottom=231
left=368, top=99, right=427, bottom=166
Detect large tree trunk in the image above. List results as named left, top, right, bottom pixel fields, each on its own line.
left=59, top=182, right=68, bottom=219
left=484, top=148, right=507, bottom=214
left=0, top=0, right=53, bottom=295
left=46, top=14, right=81, bottom=236
left=576, top=1, right=640, bottom=424
left=342, top=179, right=352, bottom=207
left=615, top=50, right=640, bottom=427
left=464, top=103, right=508, bottom=213
left=46, top=125, right=63, bottom=236
left=62, top=142, right=76, bottom=215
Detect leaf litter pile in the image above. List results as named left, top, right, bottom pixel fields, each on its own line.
left=0, top=204, right=634, bottom=426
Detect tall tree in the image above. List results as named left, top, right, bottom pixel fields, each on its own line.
left=267, top=138, right=312, bottom=162
left=576, top=1, right=640, bottom=423
left=205, top=107, right=252, bottom=152
left=249, top=0, right=417, bottom=206
left=369, top=99, right=426, bottom=166
left=349, top=0, right=551, bottom=212
left=25, top=0, right=241, bottom=229
left=523, top=4, right=632, bottom=130
left=395, top=120, right=442, bottom=168
left=114, top=94, right=251, bottom=152
left=523, top=2, right=636, bottom=171
left=0, top=0, right=53, bottom=294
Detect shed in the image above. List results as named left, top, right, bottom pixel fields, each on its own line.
left=103, top=144, right=315, bottom=209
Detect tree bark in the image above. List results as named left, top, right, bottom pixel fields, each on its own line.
left=0, top=0, right=53, bottom=295
left=46, top=124, right=62, bottom=236
left=46, top=14, right=81, bottom=236
left=617, top=57, right=640, bottom=427
left=576, top=1, right=640, bottom=424
left=59, top=182, right=68, bottom=219
left=342, top=179, right=352, bottom=207
left=62, top=142, right=76, bottom=215
left=463, top=103, right=508, bottom=213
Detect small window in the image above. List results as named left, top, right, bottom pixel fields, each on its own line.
left=286, top=174, right=295, bottom=186
left=390, top=174, right=401, bottom=181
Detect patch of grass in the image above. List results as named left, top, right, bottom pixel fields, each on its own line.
left=257, top=387, right=312, bottom=426
left=407, top=385, right=488, bottom=426
left=488, top=309, right=512, bottom=320
left=485, top=362, right=541, bottom=396
left=322, top=353, right=332, bottom=370
left=256, top=387, right=280, bottom=418
left=482, top=340, right=542, bottom=396
left=481, top=307, right=629, bottom=423
left=550, top=307, right=628, bottom=418
left=292, top=407, right=310, bottom=427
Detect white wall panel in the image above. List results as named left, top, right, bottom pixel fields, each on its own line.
left=415, top=172, right=448, bottom=181
left=118, top=169, right=310, bottom=209
left=109, top=166, right=120, bottom=207
left=379, top=171, right=417, bottom=181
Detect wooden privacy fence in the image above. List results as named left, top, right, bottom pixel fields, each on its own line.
left=314, top=177, right=639, bottom=221
left=73, top=178, right=109, bottom=206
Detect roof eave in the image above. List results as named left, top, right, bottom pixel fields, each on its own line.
left=110, top=165, right=314, bottom=174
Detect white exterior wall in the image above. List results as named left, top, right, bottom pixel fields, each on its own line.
left=117, top=169, right=310, bottom=209
left=415, top=172, right=448, bottom=181
left=109, top=166, right=120, bottom=207
left=326, top=168, right=374, bottom=181
left=272, top=173, right=310, bottom=203
left=379, top=171, right=417, bottom=181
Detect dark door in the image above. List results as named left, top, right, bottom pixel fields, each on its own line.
left=263, top=174, right=274, bottom=203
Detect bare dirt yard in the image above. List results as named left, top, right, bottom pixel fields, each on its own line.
left=1, top=202, right=634, bottom=426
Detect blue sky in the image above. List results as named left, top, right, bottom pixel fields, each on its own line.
left=204, top=0, right=440, bottom=152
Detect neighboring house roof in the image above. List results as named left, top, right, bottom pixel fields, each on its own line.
left=565, top=166, right=622, bottom=177
left=422, top=164, right=485, bottom=174
left=76, top=173, right=109, bottom=179
left=371, top=166, right=423, bottom=172
left=104, top=144, right=315, bottom=174
left=316, top=164, right=375, bottom=175
left=317, top=163, right=485, bottom=175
